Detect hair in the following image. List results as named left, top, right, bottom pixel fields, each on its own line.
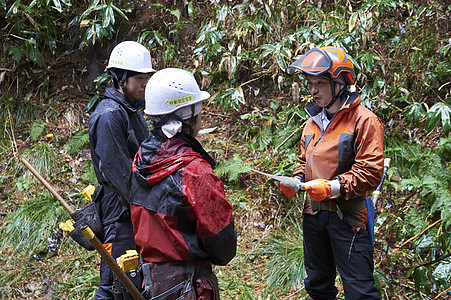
left=333, top=73, right=347, bottom=86
left=109, top=68, right=144, bottom=89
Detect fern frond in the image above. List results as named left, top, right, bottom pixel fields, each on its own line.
left=30, top=120, right=46, bottom=141
left=65, top=130, right=89, bottom=156
left=215, top=157, right=250, bottom=183
left=274, top=126, right=302, bottom=151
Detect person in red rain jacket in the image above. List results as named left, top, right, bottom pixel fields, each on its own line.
left=129, top=68, right=237, bottom=300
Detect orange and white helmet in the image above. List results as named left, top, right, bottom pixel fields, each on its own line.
left=286, top=46, right=355, bottom=85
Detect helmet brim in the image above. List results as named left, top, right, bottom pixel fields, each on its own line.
left=199, top=91, right=210, bottom=101
left=135, top=67, right=156, bottom=73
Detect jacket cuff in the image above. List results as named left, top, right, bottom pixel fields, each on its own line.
left=327, top=179, right=341, bottom=196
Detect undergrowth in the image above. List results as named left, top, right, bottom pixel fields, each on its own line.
left=0, top=0, right=450, bottom=299
left=0, top=190, right=68, bottom=256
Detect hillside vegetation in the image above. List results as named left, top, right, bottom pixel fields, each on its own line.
left=0, top=0, right=450, bottom=299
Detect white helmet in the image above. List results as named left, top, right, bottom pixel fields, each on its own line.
left=144, top=68, right=210, bottom=115
left=107, top=41, right=155, bottom=73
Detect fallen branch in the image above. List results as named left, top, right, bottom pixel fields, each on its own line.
left=376, top=190, right=417, bottom=234
left=274, top=126, right=303, bottom=152
left=377, top=218, right=442, bottom=266
left=405, top=251, right=451, bottom=270
left=434, top=286, right=451, bottom=299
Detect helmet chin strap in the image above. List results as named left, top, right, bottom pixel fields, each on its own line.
left=109, top=69, right=129, bottom=97
left=325, top=77, right=346, bottom=110
left=119, top=70, right=129, bottom=97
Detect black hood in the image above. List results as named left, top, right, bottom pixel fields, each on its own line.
left=104, top=86, right=145, bottom=112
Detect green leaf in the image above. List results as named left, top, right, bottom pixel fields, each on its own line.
left=187, top=2, right=195, bottom=20
left=84, top=24, right=95, bottom=45
left=11, top=45, right=25, bottom=62
left=26, top=0, right=37, bottom=12
left=25, top=38, right=44, bottom=67
left=80, top=8, right=93, bottom=20
left=405, top=102, right=426, bottom=126
left=198, top=127, right=217, bottom=135
left=52, top=0, right=62, bottom=12
left=433, top=260, right=451, bottom=281
left=426, top=102, right=451, bottom=135
left=65, top=130, right=89, bottom=156
left=94, top=72, right=110, bottom=88
left=6, top=0, right=20, bottom=16
left=84, top=94, right=99, bottom=113
left=349, top=11, right=358, bottom=31
left=111, top=3, right=128, bottom=20
left=92, top=3, right=107, bottom=11
left=88, top=0, right=100, bottom=10
left=170, top=9, right=181, bottom=21
left=215, top=156, right=250, bottom=183
left=82, top=160, right=98, bottom=184
left=103, top=6, right=114, bottom=27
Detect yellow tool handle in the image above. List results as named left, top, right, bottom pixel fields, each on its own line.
left=21, top=157, right=144, bottom=300
left=81, top=227, right=145, bottom=300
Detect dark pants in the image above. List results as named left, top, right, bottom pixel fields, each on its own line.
left=94, top=212, right=137, bottom=300
left=303, top=211, right=380, bottom=300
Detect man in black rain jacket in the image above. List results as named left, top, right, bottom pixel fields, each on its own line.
left=88, top=41, right=155, bottom=299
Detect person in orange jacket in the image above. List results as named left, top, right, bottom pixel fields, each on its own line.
left=282, top=46, right=384, bottom=299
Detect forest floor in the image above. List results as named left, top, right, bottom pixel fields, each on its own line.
left=0, top=44, right=308, bottom=298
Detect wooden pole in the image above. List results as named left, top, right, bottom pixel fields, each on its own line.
left=20, top=157, right=145, bottom=300
left=20, top=157, right=74, bottom=214
left=81, top=227, right=145, bottom=300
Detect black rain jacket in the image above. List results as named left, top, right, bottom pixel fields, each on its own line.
left=89, top=86, right=150, bottom=225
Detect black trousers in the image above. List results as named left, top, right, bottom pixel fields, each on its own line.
left=303, top=211, right=380, bottom=300
left=94, top=212, right=137, bottom=300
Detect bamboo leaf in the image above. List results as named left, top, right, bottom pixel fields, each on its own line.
left=111, top=3, right=128, bottom=20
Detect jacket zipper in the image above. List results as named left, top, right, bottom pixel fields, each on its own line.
left=305, top=105, right=346, bottom=173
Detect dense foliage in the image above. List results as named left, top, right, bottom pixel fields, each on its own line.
left=0, top=0, right=450, bottom=299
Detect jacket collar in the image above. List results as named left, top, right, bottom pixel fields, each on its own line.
left=305, top=93, right=361, bottom=133
left=305, top=92, right=360, bottom=118
left=104, top=86, right=145, bottom=112
left=132, top=131, right=216, bottom=187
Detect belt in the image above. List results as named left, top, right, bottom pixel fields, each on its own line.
left=308, top=195, right=366, bottom=219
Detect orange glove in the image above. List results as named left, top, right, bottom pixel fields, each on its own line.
left=280, top=176, right=304, bottom=198
left=304, top=179, right=331, bottom=202
left=280, top=182, right=297, bottom=198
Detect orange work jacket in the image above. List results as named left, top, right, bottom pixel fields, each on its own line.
left=294, top=92, right=384, bottom=227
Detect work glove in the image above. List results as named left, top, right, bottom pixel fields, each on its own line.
left=304, top=179, right=341, bottom=202
left=280, top=176, right=303, bottom=198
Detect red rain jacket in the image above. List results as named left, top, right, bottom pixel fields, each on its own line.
left=130, top=132, right=237, bottom=266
